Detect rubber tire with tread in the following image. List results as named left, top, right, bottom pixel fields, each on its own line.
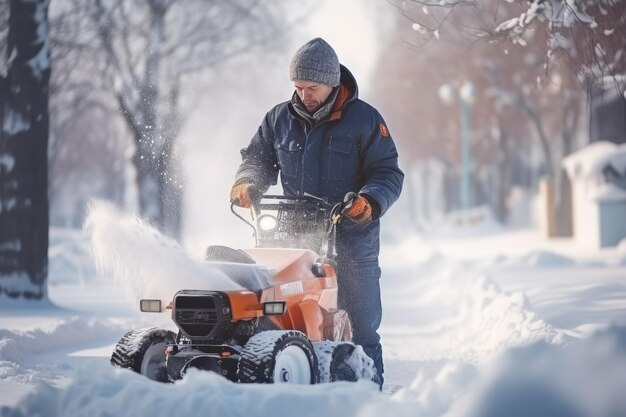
left=330, top=343, right=358, bottom=382
left=237, top=330, right=320, bottom=384
left=313, top=341, right=379, bottom=384
left=110, top=327, right=176, bottom=382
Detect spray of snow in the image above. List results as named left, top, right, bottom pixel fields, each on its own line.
left=48, top=228, right=97, bottom=286
left=84, top=201, right=243, bottom=307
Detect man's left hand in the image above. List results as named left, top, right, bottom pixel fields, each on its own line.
left=344, top=194, right=372, bottom=224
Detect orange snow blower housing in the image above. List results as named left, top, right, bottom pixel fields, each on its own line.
left=212, top=247, right=351, bottom=343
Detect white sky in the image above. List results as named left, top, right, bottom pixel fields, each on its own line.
left=303, top=0, right=384, bottom=93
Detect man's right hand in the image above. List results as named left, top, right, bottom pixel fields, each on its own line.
left=229, top=182, right=257, bottom=208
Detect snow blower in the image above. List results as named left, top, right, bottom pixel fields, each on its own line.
left=110, top=194, right=377, bottom=385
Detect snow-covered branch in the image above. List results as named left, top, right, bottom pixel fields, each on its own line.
left=392, top=0, right=626, bottom=79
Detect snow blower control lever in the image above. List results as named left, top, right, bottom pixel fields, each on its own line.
left=335, top=191, right=358, bottom=224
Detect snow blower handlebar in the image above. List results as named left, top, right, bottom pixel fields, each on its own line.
left=231, top=193, right=358, bottom=259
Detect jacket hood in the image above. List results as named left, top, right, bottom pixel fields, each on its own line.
left=327, top=65, right=358, bottom=121
left=339, top=64, right=358, bottom=101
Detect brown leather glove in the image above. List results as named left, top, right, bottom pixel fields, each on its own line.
left=229, top=181, right=256, bottom=208
left=344, top=194, right=372, bottom=224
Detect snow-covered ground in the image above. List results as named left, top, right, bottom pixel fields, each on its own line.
left=2, top=204, right=626, bottom=417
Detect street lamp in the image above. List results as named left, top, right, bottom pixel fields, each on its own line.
left=438, top=81, right=476, bottom=210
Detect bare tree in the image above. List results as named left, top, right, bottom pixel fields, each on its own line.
left=481, top=52, right=582, bottom=229
left=47, top=4, right=128, bottom=227
left=493, top=0, right=626, bottom=78
left=373, top=4, right=587, bottom=225
left=0, top=0, right=51, bottom=300
left=49, top=0, right=290, bottom=238
left=389, top=0, right=626, bottom=80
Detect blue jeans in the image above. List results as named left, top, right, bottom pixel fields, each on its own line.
left=336, top=260, right=384, bottom=386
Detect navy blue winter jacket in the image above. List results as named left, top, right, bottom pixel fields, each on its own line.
left=235, top=66, right=404, bottom=262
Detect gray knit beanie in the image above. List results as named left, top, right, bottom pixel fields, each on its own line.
left=289, top=38, right=340, bottom=87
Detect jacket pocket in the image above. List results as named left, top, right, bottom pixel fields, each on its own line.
left=325, top=135, right=356, bottom=180
left=276, top=141, right=301, bottom=178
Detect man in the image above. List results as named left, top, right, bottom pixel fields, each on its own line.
left=230, top=38, right=403, bottom=385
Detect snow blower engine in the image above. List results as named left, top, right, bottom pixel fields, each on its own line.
left=110, top=194, right=377, bottom=385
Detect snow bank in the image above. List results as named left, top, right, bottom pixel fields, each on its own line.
left=84, top=201, right=244, bottom=306
left=0, top=318, right=123, bottom=365
left=391, top=362, right=478, bottom=417
left=382, top=251, right=562, bottom=365
left=5, top=327, right=626, bottom=417
left=4, top=368, right=385, bottom=417
left=425, top=206, right=504, bottom=238
left=0, top=317, right=126, bottom=388
left=495, top=250, right=577, bottom=269
left=449, top=326, right=626, bottom=417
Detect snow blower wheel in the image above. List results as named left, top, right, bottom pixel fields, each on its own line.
left=237, top=330, right=319, bottom=384
left=313, top=341, right=378, bottom=383
left=329, top=343, right=358, bottom=382
left=110, top=327, right=176, bottom=382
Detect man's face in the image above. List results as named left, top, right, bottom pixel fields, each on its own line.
left=294, top=80, right=333, bottom=113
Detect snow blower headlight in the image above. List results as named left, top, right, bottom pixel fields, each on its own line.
left=263, top=302, right=286, bottom=316
left=258, top=214, right=278, bottom=231
left=140, top=299, right=162, bottom=313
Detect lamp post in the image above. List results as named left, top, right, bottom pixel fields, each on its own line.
left=438, top=81, right=476, bottom=210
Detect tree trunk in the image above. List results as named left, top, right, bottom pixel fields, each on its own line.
left=554, top=100, right=580, bottom=237
left=0, top=0, right=51, bottom=300
left=518, top=97, right=554, bottom=179
left=493, top=119, right=510, bottom=223
left=132, top=1, right=175, bottom=231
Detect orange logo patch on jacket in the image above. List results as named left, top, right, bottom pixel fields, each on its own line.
left=379, top=123, right=389, bottom=138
